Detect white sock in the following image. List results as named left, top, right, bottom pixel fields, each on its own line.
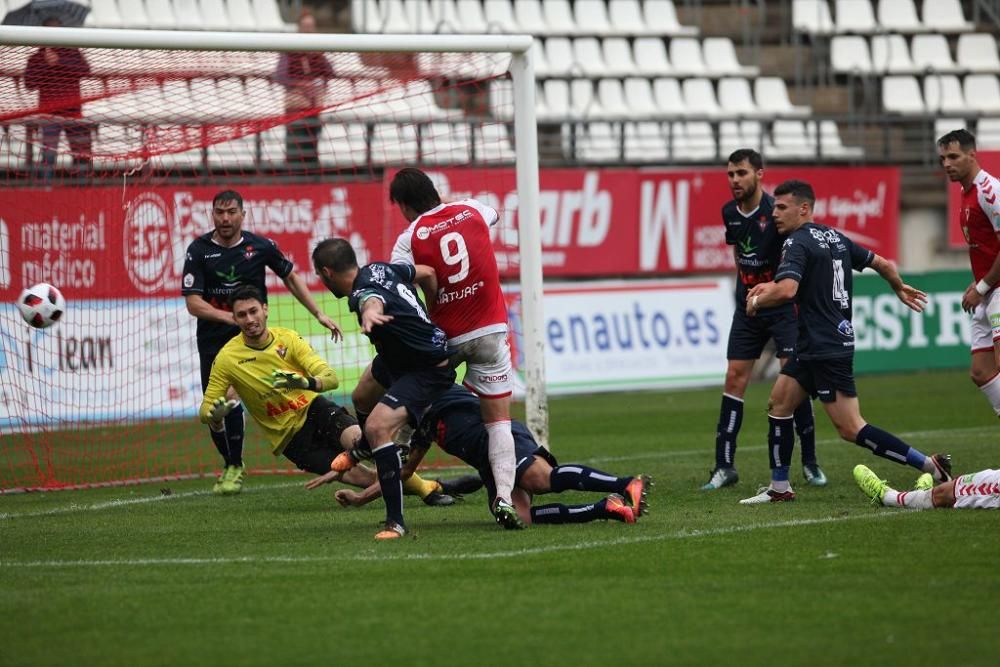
left=485, top=420, right=516, bottom=503
left=883, top=488, right=933, bottom=509
left=770, top=480, right=790, bottom=493
left=979, top=371, right=1000, bottom=416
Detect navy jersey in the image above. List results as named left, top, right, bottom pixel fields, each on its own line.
left=181, top=231, right=294, bottom=350
left=722, top=193, right=792, bottom=315
left=348, top=262, right=449, bottom=373
left=775, top=222, right=874, bottom=360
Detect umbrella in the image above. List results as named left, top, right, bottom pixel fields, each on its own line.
left=2, top=0, right=90, bottom=28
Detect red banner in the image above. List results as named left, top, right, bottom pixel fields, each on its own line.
left=947, top=150, right=1000, bottom=248
left=419, top=166, right=900, bottom=278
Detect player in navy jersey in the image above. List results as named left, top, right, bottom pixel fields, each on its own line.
left=182, top=190, right=341, bottom=495
left=703, top=150, right=823, bottom=491
left=333, top=385, right=650, bottom=526
left=312, top=237, right=455, bottom=540
left=739, top=180, right=953, bottom=504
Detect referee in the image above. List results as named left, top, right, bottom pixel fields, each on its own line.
left=182, top=190, right=341, bottom=495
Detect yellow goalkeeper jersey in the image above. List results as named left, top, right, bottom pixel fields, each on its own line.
left=199, top=326, right=339, bottom=455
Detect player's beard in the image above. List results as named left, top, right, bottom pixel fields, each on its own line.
left=734, top=181, right=758, bottom=203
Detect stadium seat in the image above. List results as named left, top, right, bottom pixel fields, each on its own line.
left=718, top=121, right=744, bottom=156
left=529, top=40, right=550, bottom=78
left=207, top=133, right=258, bottom=169
left=534, top=83, right=552, bottom=119
left=624, top=121, right=669, bottom=161
left=767, top=120, right=816, bottom=159
left=623, top=77, right=660, bottom=117
left=85, top=0, right=124, bottom=29
left=921, top=0, right=974, bottom=33
left=484, top=0, right=521, bottom=33
left=818, top=120, right=864, bottom=159
left=453, top=0, right=488, bottom=32
left=540, top=79, right=571, bottom=120
left=881, top=75, right=925, bottom=114
left=574, top=0, right=614, bottom=35
left=575, top=122, right=622, bottom=162
left=0, top=123, right=28, bottom=170
left=379, top=0, right=413, bottom=33
left=717, top=77, right=767, bottom=118
left=172, top=0, right=203, bottom=30
left=242, top=77, right=284, bottom=117
left=475, top=122, right=516, bottom=163
left=573, top=38, right=610, bottom=77
left=633, top=38, right=673, bottom=76
left=145, top=0, right=178, bottom=29
left=792, top=0, right=835, bottom=35
left=0, top=77, right=36, bottom=117
left=224, top=0, right=258, bottom=31
left=923, top=74, right=967, bottom=114
left=754, top=77, right=810, bottom=116
left=652, top=78, right=686, bottom=116
left=834, top=0, right=878, bottom=34
left=570, top=78, right=602, bottom=117
left=871, top=35, right=919, bottom=74
left=515, top=0, right=553, bottom=35
left=876, top=0, right=927, bottom=33
left=251, top=0, right=290, bottom=31
left=831, top=35, right=873, bottom=74
left=607, top=0, right=656, bottom=36
left=319, top=122, right=369, bottom=167
left=603, top=38, right=639, bottom=77
left=672, top=121, right=716, bottom=161
left=964, top=75, right=1000, bottom=114
left=681, top=78, right=721, bottom=117
left=489, top=78, right=514, bottom=121
left=543, top=0, right=579, bottom=35
left=154, top=80, right=193, bottom=121
left=933, top=118, right=968, bottom=142
left=740, top=120, right=763, bottom=150
left=150, top=130, right=206, bottom=171
left=422, top=122, right=471, bottom=164
left=703, top=37, right=760, bottom=77
left=258, top=125, right=285, bottom=167
left=911, top=34, right=962, bottom=73
left=597, top=79, right=630, bottom=119
left=644, top=0, right=698, bottom=37
left=351, top=0, right=379, bottom=32
left=957, top=34, right=1000, bottom=74
left=544, top=38, right=576, bottom=77
left=978, top=117, right=1000, bottom=148
left=200, top=0, right=233, bottom=31
left=668, top=38, right=708, bottom=77
left=372, top=123, right=418, bottom=164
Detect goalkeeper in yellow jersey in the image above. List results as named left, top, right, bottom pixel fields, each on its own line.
left=199, top=285, right=455, bottom=507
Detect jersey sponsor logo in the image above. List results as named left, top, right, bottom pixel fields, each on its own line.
left=369, top=264, right=388, bottom=287
left=204, top=252, right=221, bottom=258
left=737, top=237, right=756, bottom=257
left=416, top=226, right=431, bottom=240
left=265, top=393, right=309, bottom=417
left=215, top=266, right=240, bottom=287
left=183, top=273, right=194, bottom=288
left=476, top=373, right=509, bottom=383
left=809, top=227, right=843, bottom=247
left=837, top=320, right=854, bottom=337
left=437, top=280, right=485, bottom=305
left=237, top=357, right=257, bottom=364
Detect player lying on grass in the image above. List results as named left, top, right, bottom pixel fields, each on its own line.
left=328, top=385, right=650, bottom=525
left=197, top=285, right=455, bottom=507
left=854, top=464, right=1000, bottom=510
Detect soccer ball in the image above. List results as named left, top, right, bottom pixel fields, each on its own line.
left=16, top=283, right=66, bottom=329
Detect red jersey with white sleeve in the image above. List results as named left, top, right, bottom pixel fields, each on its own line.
left=960, top=169, right=1000, bottom=282
left=391, top=199, right=508, bottom=345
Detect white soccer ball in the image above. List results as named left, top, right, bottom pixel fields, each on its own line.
left=16, top=283, right=66, bottom=329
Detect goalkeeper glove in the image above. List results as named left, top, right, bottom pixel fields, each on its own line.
left=270, top=369, right=314, bottom=390
left=208, top=397, right=240, bottom=429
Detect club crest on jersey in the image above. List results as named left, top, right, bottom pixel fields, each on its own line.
left=416, top=226, right=431, bottom=240
left=838, top=320, right=854, bottom=337
left=276, top=344, right=288, bottom=359
left=758, top=214, right=768, bottom=231
left=244, top=245, right=256, bottom=259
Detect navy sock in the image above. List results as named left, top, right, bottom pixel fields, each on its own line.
left=223, top=405, right=244, bottom=467
left=855, top=424, right=925, bottom=470
left=209, top=427, right=230, bottom=466
left=372, top=443, right=405, bottom=526
left=769, top=415, right=794, bottom=481
left=356, top=408, right=370, bottom=433
left=548, top=465, right=628, bottom=494
left=793, top=399, right=817, bottom=465
left=715, top=394, right=744, bottom=468
left=530, top=501, right=604, bottom=524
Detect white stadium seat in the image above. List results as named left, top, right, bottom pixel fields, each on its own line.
left=607, top=0, right=656, bottom=36
left=514, top=0, right=552, bottom=35
left=831, top=35, right=872, bottom=74
left=603, top=38, right=639, bottom=77
left=371, top=123, right=418, bottom=164
left=754, top=77, right=810, bottom=116
left=911, top=34, right=962, bottom=74
left=597, top=79, right=630, bottom=119
left=876, top=0, right=927, bottom=33
left=145, top=0, right=177, bottom=29
left=225, top=0, right=259, bottom=30
left=258, top=125, right=285, bottom=167
left=964, top=75, right=1000, bottom=114
left=835, top=0, right=878, bottom=34
left=543, top=0, right=579, bottom=35
left=207, top=134, right=258, bottom=168
left=85, top=0, right=124, bottom=29
left=633, top=38, right=673, bottom=76
left=921, top=0, right=974, bottom=33
left=819, top=121, right=864, bottom=159
left=251, top=0, right=289, bottom=31
left=923, top=74, right=967, bottom=114
left=672, top=121, right=716, bottom=161
left=882, top=75, right=925, bottom=114
left=575, top=122, right=621, bottom=162
left=668, top=37, right=707, bottom=77
left=351, top=0, right=380, bottom=32
left=0, top=123, right=29, bottom=169
left=475, top=122, right=516, bottom=163
left=200, top=0, right=232, bottom=31
left=172, top=0, right=203, bottom=31
left=380, top=0, right=413, bottom=33
left=529, top=40, right=550, bottom=78
left=717, top=77, right=767, bottom=118
left=484, top=0, right=521, bottom=33
left=934, top=118, right=969, bottom=140
left=319, top=122, right=369, bottom=167
left=702, top=37, right=760, bottom=77
left=540, top=80, right=570, bottom=120
left=652, top=78, right=686, bottom=116
left=977, top=118, right=1000, bottom=148
left=570, top=78, right=602, bottom=117
left=574, top=0, right=614, bottom=35
left=454, top=0, right=488, bottom=32
left=624, top=122, right=669, bottom=162
left=421, top=122, right=471, bottom=164
left=242, top=77, right=284, bottom=116
left=681, top=78, right=721, bottom=117
left=645, top=0, right=698, bottom=37
left=871, top=35, right=919, bottom=74
left=545, top=38, right=576, bottom=77
left=792, top=0, right=835, bottom=35
left=957, top=34, right=1000, bottom=74
left=573, top=38, right=609, bottom=77
left=623, top=78, right=660, bottom=117
left=767, top=120, right=815, bottom=159
left=490, top=78, right=514, bottom=121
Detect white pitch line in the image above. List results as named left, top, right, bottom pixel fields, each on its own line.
left=0, top=510, right=910, bottom=569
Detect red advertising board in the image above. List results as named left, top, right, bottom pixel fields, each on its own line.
left=418, top=166, right=900, bottom=278
left=947, top=150, right=1000, bottom=249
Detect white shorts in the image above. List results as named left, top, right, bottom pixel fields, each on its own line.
left=969, top=289, right=1000, bottom=352
left=449, top=332, right=514, bottom=399
left=953, top=469, right=1000, bottom=509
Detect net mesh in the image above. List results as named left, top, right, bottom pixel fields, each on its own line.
left=0, top=43, right=521, bottom=491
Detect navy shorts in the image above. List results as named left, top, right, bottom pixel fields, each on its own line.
left=780, top=355, right=857, bottom=403
left=727, top=307, right=798, bottom=360
left=478, top=422, right=558, bottom=506
left=281, top=396, right=358, bottom=474
left=371, top=355, right=457, bottom=427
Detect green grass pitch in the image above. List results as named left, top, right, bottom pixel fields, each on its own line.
left=1, top=369, right=998, bottom=667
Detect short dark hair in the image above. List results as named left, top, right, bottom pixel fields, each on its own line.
left=312, top=238, right=358, bottom=274
left=388, top=168, right=441, bottom=214
left=213, top=190, right=244, bottom=210
left=229, top=285, right=264, bottom=309
left=937, top=128, right=976, bottom=151
left=773, top=179, right=816, bottom=206
left=727, top=149, right=763, bottom=170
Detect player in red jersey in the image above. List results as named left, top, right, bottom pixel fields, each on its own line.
left=938, top=129, right=1000, bottom=417
left=388, top=168, right=522, bottom=530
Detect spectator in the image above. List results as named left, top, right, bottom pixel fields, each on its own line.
left=23, top=17, right=91, bottom=181
left=274, top=11, right=333, bottom=168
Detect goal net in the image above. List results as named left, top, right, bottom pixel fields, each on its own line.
left=0, top=27, right=545, bottom=492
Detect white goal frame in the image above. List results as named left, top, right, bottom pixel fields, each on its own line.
left=0, top=25, right=550, bottom=446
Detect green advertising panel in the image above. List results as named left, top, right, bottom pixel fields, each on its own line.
left=854, top=270, right=971, bottom=374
